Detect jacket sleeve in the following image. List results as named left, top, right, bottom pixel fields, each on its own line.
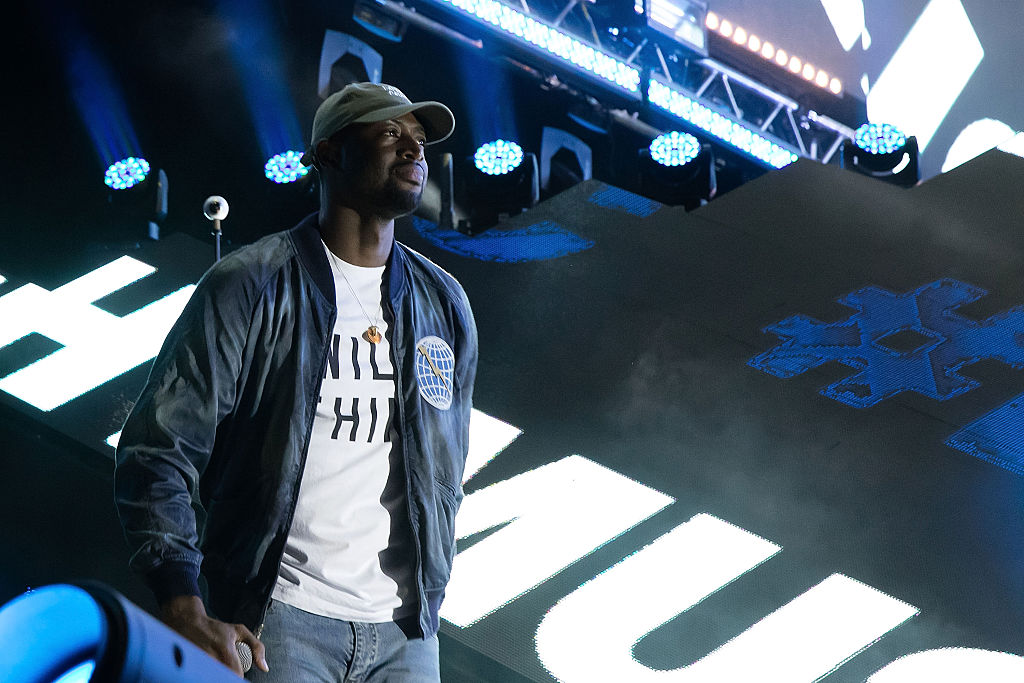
left=453, top=283, right=479, bottom=469
left=113, top=256, right=255, bottom=605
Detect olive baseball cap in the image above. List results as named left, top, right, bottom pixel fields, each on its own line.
left=300, top=82, right=455, bottom=166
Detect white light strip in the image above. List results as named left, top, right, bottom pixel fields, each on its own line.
left=106, top=431, right=121, bottom=449
left=647, top=78, right=800, bottom=169
left=0, top=273, right=6, bottom=286
left=705, top=10, right=842, bottom=95
left=429, top=0, right=641, bottom=96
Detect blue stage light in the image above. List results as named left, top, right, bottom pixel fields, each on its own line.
left=104, top=157, right=151, bottom=190
left=427, top=0, right=641, bottom=97
left=647, top=79, right=799, bottom=169
left=475, top=140, right=525, bottom=175
left=854, top=123, right=907, bottom=155
left=650, top=131, right=701, bottom=166
left=264, top=151, right=310, bottom=184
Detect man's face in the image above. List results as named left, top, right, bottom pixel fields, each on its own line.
left=328, top=113, right=429, bottom=219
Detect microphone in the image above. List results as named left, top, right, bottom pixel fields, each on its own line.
left=236, top=641, right=253, bottom=673
left=203, top=195, right=229, bottom=262
left=203, top=195, right=229, bottom=221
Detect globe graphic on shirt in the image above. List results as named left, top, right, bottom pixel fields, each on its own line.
left=415, top=336, right=455, bottom=409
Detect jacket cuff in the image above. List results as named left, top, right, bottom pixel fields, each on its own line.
left=144, top=561, right=202, bottom=605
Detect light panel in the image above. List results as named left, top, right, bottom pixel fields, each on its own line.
left=647, top=78, right=799, bottom=169
left=474, top=139, right=524, bottom=175
left=650, top=131, right=701, bottom=166
left=264, top=150, right=309, bottom=184
left=705, top=11, right=842, bottom=95
left=104, top=157, right=150, bottom=190
left=427, top=0, right=641, bottom=97
left=855, top=122, right=907, bottom=154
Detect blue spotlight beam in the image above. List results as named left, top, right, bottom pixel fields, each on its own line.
left=53, top=8, right=142, bottom=169
left=647, top=77, right=800, bottom=169
left=217, top=0, right=305, bottom=163
left=424, top=0, right=642, bottom=99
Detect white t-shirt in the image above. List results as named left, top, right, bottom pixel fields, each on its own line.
left=271, top=243, right=414, bottom=622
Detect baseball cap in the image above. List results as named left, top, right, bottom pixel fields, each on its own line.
left=300, top=82, right=456, bottom=166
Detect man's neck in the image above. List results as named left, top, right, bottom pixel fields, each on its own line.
left=318, top=204, right=394, bottom=267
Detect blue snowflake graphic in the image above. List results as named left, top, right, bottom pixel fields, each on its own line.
left=748, top=279, right=1024, bottom=409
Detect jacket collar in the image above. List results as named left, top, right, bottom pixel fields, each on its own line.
left=288, top=211, right=408, bottom=305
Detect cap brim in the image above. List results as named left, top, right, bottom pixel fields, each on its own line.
left=300, top=101, right=455, bottom=166
left=354, top=101, right=455, bottom=145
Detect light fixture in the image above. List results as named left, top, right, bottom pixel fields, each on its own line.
left=425, top=0, right=641, bottom=98
left=647, top=78, right=799, bottom=169
left=0, top=582, right=245, bottom=682
left=539, top=127, right=593, bottom=198
left=264, top=150, right=310, bottom=184
left=316, top=30, right=383, bottom=99
left=352, top=0, right=407, bottom=42
left=457, top=139, right=539, bottom=234
left=638, top=131, right=716, bottom=210
left=104, top=158, right=168, bottom=241
left=841, top=122, right=920, bottom=187
left=644, top=0, right=710, bottom=56
left=104, top=157, right=150, bottom=191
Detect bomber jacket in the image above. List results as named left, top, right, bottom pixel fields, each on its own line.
left=113, top=212, right=477, bottom=638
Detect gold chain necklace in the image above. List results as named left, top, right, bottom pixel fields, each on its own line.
left=325, top=246, right=384, bottom=344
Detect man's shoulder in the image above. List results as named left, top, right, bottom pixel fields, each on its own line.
left=395, top=241, right=467, bottom=301
left=199, top=226, right=300, bottom=291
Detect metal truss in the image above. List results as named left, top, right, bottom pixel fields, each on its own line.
left=385, top=0, right=857, bottom=166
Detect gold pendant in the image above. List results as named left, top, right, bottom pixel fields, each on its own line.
left=365, top=325, right=382, bottom=344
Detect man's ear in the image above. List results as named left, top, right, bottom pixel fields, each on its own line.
left=314, top=138, right=341, bottom=170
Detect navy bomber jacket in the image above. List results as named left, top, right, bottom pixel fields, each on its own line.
left=114, top=212, right=477, bottom=638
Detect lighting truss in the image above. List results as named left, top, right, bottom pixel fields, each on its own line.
left=404, top=0, right=855, bottom=169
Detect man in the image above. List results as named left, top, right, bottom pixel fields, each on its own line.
left=114, top=82, right=477, bottom=681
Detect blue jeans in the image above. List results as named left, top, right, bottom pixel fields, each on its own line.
left=246, top=600, right=439, bottom=683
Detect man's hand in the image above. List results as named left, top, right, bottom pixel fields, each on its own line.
left=159, top=595, right=269, bottom=676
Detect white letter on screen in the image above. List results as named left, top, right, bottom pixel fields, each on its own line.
left=536, top=513, right=780, bottom=681
left=463, top=409, right=522, bottom=484
left=538, top=553, right=918, bottom=682
left=0, top=257, right=195, bottom=411
left=440, top=455, right=674, bottom=627
left=866, top=0, right=983, bottom=152
left=868, top=647, right=1024, bottom=682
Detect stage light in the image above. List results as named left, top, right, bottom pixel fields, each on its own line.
left=0, top=582, right=246, bottom=682
left=264, top=150, right=310, bottom=184
left=841, top=122, right=920, bottom=187
left=649, top=131, right=701, bottom=166
left=352, top=0, right=407, bottom=42
left=474, top=140, right=524, bottom=176
left=104, top=161, right=168, bottom=241
left=661, top=0, right=711, bottom=55
left=639, top=131, right=716, bottom=210
left=104, top=157, right=150, bottom=191
left=539, top=127, right=593, bottom=197
left=647, top=78, right=799, bottom=169
left=426, top=0, right=641, bottom=97
left=316, top=30, right=383, bottom=99
left=458, top=139, right=539, bottom=234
